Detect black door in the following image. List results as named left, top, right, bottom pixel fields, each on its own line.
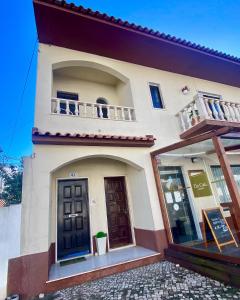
left=104, top=177, right=132, bottom=249
left=57, top=179, right=90, bottom=260
left=159, top=166, right=198, bottom=244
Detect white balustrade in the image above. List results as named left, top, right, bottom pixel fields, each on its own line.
left=177, top=93, right=240, bottom=133
left=51, top=98, right=136, bottom=122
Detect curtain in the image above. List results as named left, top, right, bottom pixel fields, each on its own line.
left=211, top=165, right=240, bottom=203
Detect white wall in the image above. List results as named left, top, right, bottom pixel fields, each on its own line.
left=35, top=44, right=240, bottom=149
left=21, top=145, right=164, bottom=256
left=21, top=42, right=240, bottom=257
left=53, top=74, right=121, bottom=106
left=0, top=204, right=21, bottom=299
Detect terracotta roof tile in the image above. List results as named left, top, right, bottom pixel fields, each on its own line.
left=32, top=128, right=155, bottom=147
left=0, top=199, right=7, bottom=208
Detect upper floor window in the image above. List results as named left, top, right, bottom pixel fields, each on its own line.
left=96, top=97, right=108, bottom=118
left=57, top=91, right=78, bottom=114
left=149, top=83, right=164, bottom=109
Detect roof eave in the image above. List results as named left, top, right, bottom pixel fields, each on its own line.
left=33, top=0, right=240, bottom=88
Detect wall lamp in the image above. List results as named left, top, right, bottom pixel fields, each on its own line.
left=181, top=86, right=190, bottom=95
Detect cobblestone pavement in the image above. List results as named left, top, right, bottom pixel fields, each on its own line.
left=48, top=261, right=240, bottom=300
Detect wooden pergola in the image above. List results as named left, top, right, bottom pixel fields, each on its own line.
left=151, top=126, right=240, bottom=244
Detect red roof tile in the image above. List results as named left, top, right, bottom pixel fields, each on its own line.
left=32, top=128, right=155, bottom=147
left=0, top=199, right=7, bottom=208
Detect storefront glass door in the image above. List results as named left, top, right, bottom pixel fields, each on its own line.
left=159, top=166, right=198, bottom=244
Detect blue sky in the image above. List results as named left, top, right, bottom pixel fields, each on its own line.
left=1, top=0, right=240, bottom=164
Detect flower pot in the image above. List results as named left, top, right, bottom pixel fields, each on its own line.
left=95, top=236, right=107, bottom=255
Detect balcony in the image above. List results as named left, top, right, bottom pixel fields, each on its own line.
left=177, top=92, right=240, bottom=139
left=51, top=98, right=136, bottom=122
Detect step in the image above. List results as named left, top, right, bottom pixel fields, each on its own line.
left=165, top=248, right=240, bottom=287
left=46, top=253, right=162, bottom=294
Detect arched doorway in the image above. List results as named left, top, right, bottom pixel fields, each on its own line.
left=51, top=156, right=150, bottom=261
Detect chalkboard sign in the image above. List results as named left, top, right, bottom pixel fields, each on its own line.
left=202, top=207, right=238, bottom=252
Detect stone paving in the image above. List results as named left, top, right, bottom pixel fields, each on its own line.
left=47, top=261, right=240, bottom=300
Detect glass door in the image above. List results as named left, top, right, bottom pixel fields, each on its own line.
left=159, top=166, right=198, bottom=244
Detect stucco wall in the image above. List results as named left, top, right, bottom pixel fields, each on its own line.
left=21, top=145, right=163, bottom=256
left=21, top=43, right=240, bottom=257
left=0, top=204, right=21, bottom=299
left=52, top=74, right=121, bottom=106
left=35, top=43, right=240, bottom=149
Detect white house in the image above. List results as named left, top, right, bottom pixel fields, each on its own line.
left=7, top=1, right=240, bottom=299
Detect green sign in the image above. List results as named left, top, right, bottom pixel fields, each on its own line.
left=189, top=171, right=212, bottom=198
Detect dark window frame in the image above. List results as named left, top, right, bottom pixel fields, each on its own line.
left=149, top=83, right=165, bottom=109
left=57, top=91, right=79, bottom=101
left=56, top=91, right=79, bottom=115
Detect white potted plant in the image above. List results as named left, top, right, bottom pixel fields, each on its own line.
left=95, top=231, right=107, bottom=255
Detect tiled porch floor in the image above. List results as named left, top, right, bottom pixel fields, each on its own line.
left=49, top=246, right=159, bottom=281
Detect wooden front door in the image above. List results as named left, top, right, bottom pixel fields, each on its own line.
left=57, top=179, right=90, bottom=260
left=104, top=177, right=132, bottom=249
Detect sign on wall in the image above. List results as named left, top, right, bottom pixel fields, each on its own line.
left=189, top=170, right=212, bottom=198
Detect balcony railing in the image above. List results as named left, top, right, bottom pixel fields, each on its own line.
left=177, top=94, right=240, bottom=132
left=51, top=98, right=136, bottom=122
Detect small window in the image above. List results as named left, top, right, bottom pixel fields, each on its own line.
left=149, top=84, right=164, bottom=109
left=57, top=91, right=79, bottom=115
left=96, top=97, right=109, bottom=118
left=57, top=91, right=79, bottom=101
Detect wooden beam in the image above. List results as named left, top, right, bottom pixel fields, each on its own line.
left=224, top=144, right=240, bottom=152
left=151, top=126, right=231, bottom=156
left=212, top=136, right=240, bottom=238
left=151, top=155, right=173, bottom=244
left=206, top=143, right=240, bottom=155
left=180, top=119, right=240, bottom=140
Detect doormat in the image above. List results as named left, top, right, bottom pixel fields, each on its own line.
left=60, top=257, right=86, bottom=267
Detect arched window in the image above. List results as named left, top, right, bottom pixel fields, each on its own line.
left=96, top=97, right=109, bottom=118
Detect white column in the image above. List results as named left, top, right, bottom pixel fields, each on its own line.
left=215, top=100, right=225, bottom=120
left=220, top=101, right=230, bottom=121
left=184, top=107, right=191, bottom=129
left=195, top=94, right=209, bottom=120
left=237, top=105, right=240, bottom=121
left=121, top=107, right=125, bottom=120
left=83, top=103, right=87, bottom=117
left=66, top=100, right=70, bottom=115
left=74, top=102, right=79, bottom=116
left=209, top=99, right=218, bottom=119
left=128, top=108, right=132, bottom=121
left=227, top=102, right=236, bottom=121
left=107, top=106, right=110, bottom=119
left=56, top=99, right=60, bottom=114
left=232, top=104, right=240, bottom=122
left=114, top=107, right=118, bottom=120
left=92, top=104, right=96, bottom=118
left=204, top=98, right=213, bottom=119
left=99, top=105, right=103, bottom=118
left=179, top=111, right=186, bottom=131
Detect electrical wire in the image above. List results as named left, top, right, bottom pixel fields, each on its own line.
left=7, top=38, right=38, bottom=153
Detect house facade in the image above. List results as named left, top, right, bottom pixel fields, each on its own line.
left=7, top=0, right=240, bottom=299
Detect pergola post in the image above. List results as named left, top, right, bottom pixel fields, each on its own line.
left=212, top=136, right=240, bottom=238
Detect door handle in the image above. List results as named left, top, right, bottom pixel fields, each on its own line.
left=68, top=213, right=79, bottom=218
